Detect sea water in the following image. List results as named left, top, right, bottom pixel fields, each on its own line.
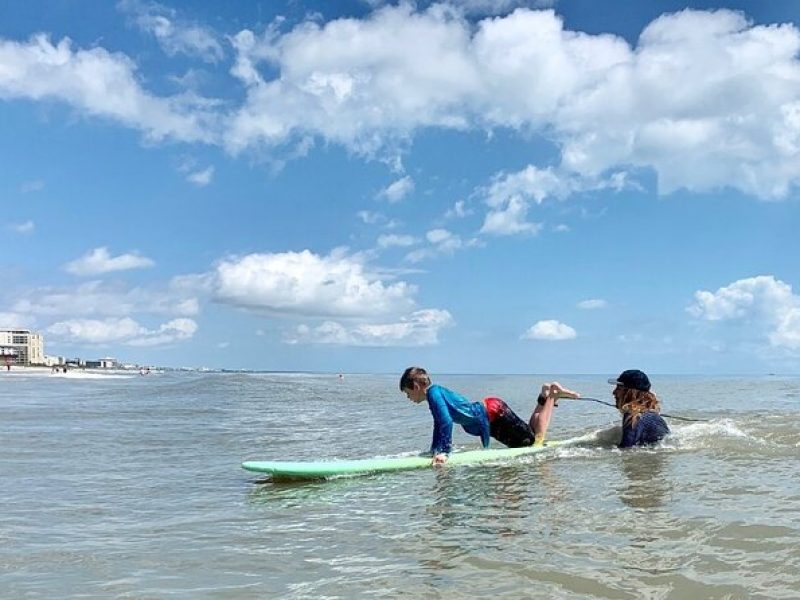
left=1, top=370, right=798, bottom=599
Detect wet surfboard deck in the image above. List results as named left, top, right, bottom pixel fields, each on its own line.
left=242, top=436, right=586, bottom=480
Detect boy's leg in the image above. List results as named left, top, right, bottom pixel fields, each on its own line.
left=486, top=398, right=535, bottom=447
left=530, top=384, right=556, bottom=445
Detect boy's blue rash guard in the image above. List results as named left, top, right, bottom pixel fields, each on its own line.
left=619, top=411, right=670, bottom=448
left=426, top=384, right=491, bottom=455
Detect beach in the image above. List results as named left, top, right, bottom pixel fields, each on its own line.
left=1, top=370, right=798, bottom=598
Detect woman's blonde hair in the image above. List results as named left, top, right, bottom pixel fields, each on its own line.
left=399, top=366, right=431, bottom=391
left=616, top=388, right=661, bottom=427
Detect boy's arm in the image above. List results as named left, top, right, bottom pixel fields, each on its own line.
left=427, top=387, right=453, bottom=456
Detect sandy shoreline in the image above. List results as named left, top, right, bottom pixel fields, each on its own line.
left=0, top=365, right=152, bottom=378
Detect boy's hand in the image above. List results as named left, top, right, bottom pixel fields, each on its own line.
left=432, top=453, right=448, bottom=465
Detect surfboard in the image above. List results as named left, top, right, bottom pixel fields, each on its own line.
left=242, top=435, right=586, bottom=480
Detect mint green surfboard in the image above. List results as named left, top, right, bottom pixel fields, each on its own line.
left=242, top=435, right=586, bottom=480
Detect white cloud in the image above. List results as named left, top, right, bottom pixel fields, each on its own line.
left=47, top=316, right=197, bottom=346
left=357, top=210, right=383, bottom=225
left=20, top=180, right=44, bottom=193
left=287, top=308, right=453, bottom=346
left=377, top=234, right=417, bottom=248
left=212, top=249, right=417, bottom=318
left=522, top=319, right=577, bottom=340
left=4, top=7, right=800, bottom=200
left=186, top=165, right=214, bottom=186
left=480, top=165, right=630, bottom=235
left=405, top=228, right=468, bottom=263
left=225, top=4, right=481, bottom=155
left=426, top=228, right=462, bottom=252
left=688, top=275, right=800, bottom=350
left=13, top=280, right=198, bottom=318
left=0, top=34, right=218, bottom=143
left=224, top=6, right=800, bottom=199
left=688, top=275, right=794, bottom=321
left=772, top=308, right=800, bottom=349
left=377, top=175, right=415, bottom=202
left=0, top=312, right=35, bottom=329
left=578, top=299, right=607, bottom=309
left=119, top=0, right=224, bottom=63
left=445, top=200, right=471, bottom=219
left=10, top=220, right=35, bottom=234
left=65, top=247, right=155, bottom=276
left=481, top=195, right=542, bottom=236
left=363, top=0, right=556, bottom=17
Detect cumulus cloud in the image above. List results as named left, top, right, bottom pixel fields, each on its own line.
left=287, top=308, right=453, bottom=346
left=688, top=275, right=800, bottom=349
left=4, top=7, right=800, bottom=200
left=480, top=165, right=629, bottom=235
left=0, top=33, right=218, bottom=143
left=445, top=200, right=471, bottom=219
left=118, top=0, right=224, bottom=63
left=772, top=308, right=800, bottom=349
left=212, top=249, right=417, bottom=318
left=176, top=157, right=214, bottom=186
left=363, top=0, right=556, bottom=17
left=224, top=6, right=800, bottom=199
left=405, top=228, right=469, bottom=263
left=0, top=312, right=35, bottom=329
left=13, top=280, right=199, bottom=318
left=47, top=316, right=197, bottom=346
left=377, top=175, right=415, bottom=202
left=522, top=319, right=577, bottom=340
left=10, top=220, right=35, bottom=234
left=186, top=165, right=214, bottom=186
left=377, top=233, right=417, bottom=248
left=64, top=247, right=155, bottom=276
left=578, top=298, right=607, bottom=309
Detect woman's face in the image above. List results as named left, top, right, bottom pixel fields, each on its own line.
left=612, top=384, right=625, bottom=404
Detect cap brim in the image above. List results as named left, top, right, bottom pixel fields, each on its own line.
left=607, top=378, right=620, bottom=385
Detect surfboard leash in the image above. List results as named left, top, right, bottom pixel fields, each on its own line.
left=571, top=397, right=709, bottom=422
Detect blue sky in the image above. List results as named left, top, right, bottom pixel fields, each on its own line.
left=2, top=0, right=800, bottom=374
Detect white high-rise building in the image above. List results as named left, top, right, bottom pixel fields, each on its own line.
left=0, top=329, right=45, bottom=366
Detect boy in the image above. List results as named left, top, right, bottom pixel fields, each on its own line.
left=400, top=366, right=578, bottom=464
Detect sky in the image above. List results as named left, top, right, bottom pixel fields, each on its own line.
left=2, top=0, right=800, bottom=374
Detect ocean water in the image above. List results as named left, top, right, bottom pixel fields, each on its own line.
left=1, top=370, right=798, bottom=599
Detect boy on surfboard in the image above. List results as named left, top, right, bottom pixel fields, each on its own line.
left=400, top=366, right=579, bottom=465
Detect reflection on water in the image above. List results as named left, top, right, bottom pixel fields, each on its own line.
left=617, top=450, right=673, bottom=510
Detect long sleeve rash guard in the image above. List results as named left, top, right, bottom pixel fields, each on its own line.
left=426, top=384, right=491, bottom=455
left=619, top=411, right=670, bottom=448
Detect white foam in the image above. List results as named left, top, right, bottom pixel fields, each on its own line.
left=49, top=371, right=135, bottom=379
left=672, top=418, right=748, bottom=440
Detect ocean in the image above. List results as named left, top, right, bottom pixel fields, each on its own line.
left=1, top=370, right=798, bottom=599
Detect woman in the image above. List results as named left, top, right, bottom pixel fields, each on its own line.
left=608, top=369, right=670, bottom=448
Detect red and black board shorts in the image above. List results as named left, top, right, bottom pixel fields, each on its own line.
left=483, top=397, right=534, bottom=448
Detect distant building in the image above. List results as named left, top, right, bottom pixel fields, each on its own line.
left=0, top=329, right=44, bottom=366
left=85, top=358, right=118, bottom=369
left=44, top=355, right=65, bottom=367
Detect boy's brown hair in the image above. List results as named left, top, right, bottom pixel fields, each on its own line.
left=399, top=366, right=431, bottom=391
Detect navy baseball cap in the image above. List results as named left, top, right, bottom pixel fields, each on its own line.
left=607, top=369, right=651, bottom=392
